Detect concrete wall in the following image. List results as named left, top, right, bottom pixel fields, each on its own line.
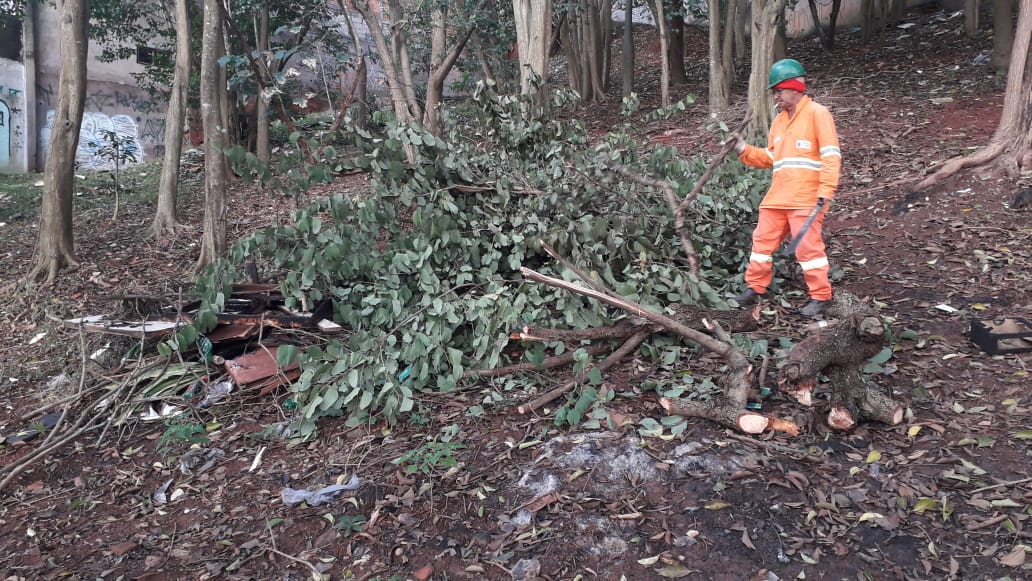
left=0, top=58, right=29, bottom=173
left=31, top=5, right=165, bottom=171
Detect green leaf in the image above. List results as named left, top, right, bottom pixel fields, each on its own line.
left=276, top=345, right=297, bottom=368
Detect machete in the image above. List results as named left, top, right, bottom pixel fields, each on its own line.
left=779, top=198, right=827, bottom=258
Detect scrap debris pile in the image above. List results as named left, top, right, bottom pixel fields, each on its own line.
left=59, top=283, right=342, bottom=424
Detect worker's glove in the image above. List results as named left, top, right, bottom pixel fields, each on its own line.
left=724, top=132, right=747, bottom=154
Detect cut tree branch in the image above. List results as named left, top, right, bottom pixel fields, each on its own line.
left=518, top=328, right=652, bottom=414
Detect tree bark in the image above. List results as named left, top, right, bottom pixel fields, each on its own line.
left=665, top=2, right=687, bottom=86
left=152, top=0, right=192, bottom=239
left=747, top=0, right=788, bottom=136
left=965, top=0, right=980, bottom=37
left=513, top=0, right=553, bottom=97
left=916, top=0, right=1032, bottom=189
left=425, top=0, right=483, bottom=134
left=198, top=0, right=228, bottom=269
left=777, top=294, right=905, bottom=431
left=708, top=0, right=736, bottom=114
left=254, top=5, right=271, bottom=164
left=654, top=0, right=670, bottom=106
left=622, top=0, right=634, bottom=97
left=352, top=0, right=420, bottom=162
left=992, top=0, right=1015, bottom=73
left=29, top=0, right=88, bottom=285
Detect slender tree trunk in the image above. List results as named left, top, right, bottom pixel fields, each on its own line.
left=336, top=0, right=369, bottom=130
left=666, top=3, right=688, bottom=86
left=655, top=0, right=669, bottom=105
left=472, top=32, right=498, bottom=86
left=29, top=0, right=88, bottom=285
left=708, top=0, right=735, bottom=114
left=513, top=0, right=552, bottom=96
left=152, top=0, right=192, bottom=239
left=386, top=0, right=422, bottom=121
left=198, top=0, right=228, bottom=269
left=352, top=0, right=420, bottom=162
left=992, top=0, right=1015, bottom=73
left=425, top=0, right=482, bottom=134
left=254, top=5, right=271, bottom=164
left=965, top=0, right=980, bottom=37
left=622, top=0, right=634, bottom=97
left=747, top=0, right=788, bottom=135
left=734, top=0, right=747, bottom=59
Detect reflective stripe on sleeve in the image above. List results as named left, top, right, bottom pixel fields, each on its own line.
left=750, top=252, right=774, bottom=264
left=798, top=256, right=829, bottom=271
left=820, top=145, right=841, bottom=157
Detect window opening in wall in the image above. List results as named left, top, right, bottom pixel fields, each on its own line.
left=135, top=45, right=172, bottom=66
left=0, top=14, right=22, bottom=61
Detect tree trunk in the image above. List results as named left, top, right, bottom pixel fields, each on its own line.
left=254, top=5, right=271, bottom=164
left=152, top=0, right=192, bottom=239
left=708, top=0, right=735, bottom=114
left=807, top=0, right=830, bottom=48
left=622, top=0, right=634, bottom=97
left=992, top=0, right=1015, bottom=73
left=666, top=3, right=688, bottom=86
left=352, top=0, right=420, bottom=162
left=916, top=0, right=1032, bottom=189
left=655, top=0, right=670, bottom=106
left=513, top=0, right=552, bottom=97
left=965, top=0, right=980, bottom=37
left=387, top=0, right=422, bottom=121
left=747, top=0, right=788, bottom=135
left=425, top=0, right=481, bottom=134
left=734, top=0, right=747, bottom=60
left=198, top=0, right=228, bottom=269
left=29, top=0, right=88, bottom=285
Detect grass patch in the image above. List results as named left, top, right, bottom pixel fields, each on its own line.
left=0, top=172, right=43, bottom=224
left=0, top=159, right=167, bottom=225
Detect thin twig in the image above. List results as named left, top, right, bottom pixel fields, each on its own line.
left=265, top=520, right=324, bottom=579
left=518, top=328, right=652, bottom=414
left=971, top=477, right=1032, bottom=494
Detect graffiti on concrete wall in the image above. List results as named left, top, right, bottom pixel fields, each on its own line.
left=0, top=99, right=10, bottom=169
left=40, top=110, right=145, bottom=170
left=86, top=89, right=162, bottom=115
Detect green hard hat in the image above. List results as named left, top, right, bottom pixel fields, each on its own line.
left=768, top=59, right=806, bottom=89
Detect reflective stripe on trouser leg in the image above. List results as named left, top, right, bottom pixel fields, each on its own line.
left=788, top=208, right=832, bottom=300
left=745, top=209, right=791, bottom=295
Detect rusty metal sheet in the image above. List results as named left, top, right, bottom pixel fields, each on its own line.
left=225, top=346, right=300, bottom=395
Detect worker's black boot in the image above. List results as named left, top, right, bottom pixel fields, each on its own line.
left=734, top=288, right=763, bottom=306
left=800, top=298, right=832, bottom=318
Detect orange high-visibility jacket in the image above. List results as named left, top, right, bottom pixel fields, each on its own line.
left=739, top=95, right=841, bottom=209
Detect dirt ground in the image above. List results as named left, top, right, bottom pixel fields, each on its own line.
left=2, top=7, right=1031, bottom=581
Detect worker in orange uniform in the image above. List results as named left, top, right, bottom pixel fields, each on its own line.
left=728, top=58, right=841, bottom=318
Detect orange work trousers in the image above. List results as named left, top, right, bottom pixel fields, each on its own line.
left=744, top=207, right=832, bottom=300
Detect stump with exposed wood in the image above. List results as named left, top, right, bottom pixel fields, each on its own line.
left=777, top=294, right=905, bottom=431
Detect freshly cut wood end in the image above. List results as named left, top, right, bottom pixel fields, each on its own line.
left=890, top=405, right=905, bottom=425
left=659, top=397, right=673, bottom=413
left=783, top=385, right=813, bottom=406
left=737, top=413, right=770, bottom=434
left=827, top=407, right=855, bottom=431
left=767, top=417, right=801, bottom=436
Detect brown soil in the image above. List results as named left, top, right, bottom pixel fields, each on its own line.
left=2, top=7, right=1031, bottom=581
